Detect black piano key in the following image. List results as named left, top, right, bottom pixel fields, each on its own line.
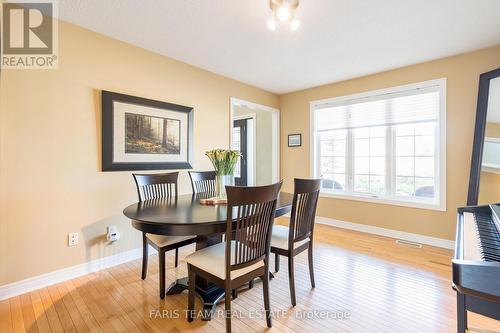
left=473, top=211, right=500, bottom=262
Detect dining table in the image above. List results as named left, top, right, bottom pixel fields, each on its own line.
left=123, top=191, right=293, bottom=320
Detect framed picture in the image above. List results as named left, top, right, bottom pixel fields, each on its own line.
left=101, top=91, right=193, bottom=171
left=288, top=133, right=302, bottom=147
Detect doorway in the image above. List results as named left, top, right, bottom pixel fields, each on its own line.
left=232, top=118, right=251, bottom=185
left=230, top=98, right=279, bottom=186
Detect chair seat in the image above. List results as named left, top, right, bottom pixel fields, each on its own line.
left=186, top=242, right=264, bottom=280
left=146, top=234, right=196, bottom=248
left=271, top=225, right=309, bottom=250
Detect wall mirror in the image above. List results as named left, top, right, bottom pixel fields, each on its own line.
left=467, top=68, right=500, bottom=206
left=230, top=98, right=280, bottom=186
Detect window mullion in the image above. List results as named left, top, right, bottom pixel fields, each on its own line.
left=434, top=119, right=440, bottom=203
left=346, top=129, right=353, bottom=193
left=386, top=126, right=393, bottom=197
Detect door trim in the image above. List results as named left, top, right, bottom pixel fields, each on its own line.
left=229, top=97, right=280, bottom=184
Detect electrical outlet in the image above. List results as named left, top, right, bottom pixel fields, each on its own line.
left=106, top=225, right=120, bottom=242
left=68, top=232, right=79, bottom=247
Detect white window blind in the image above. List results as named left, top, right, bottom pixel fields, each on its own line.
left=314, top=87, right=440, bottom=131
left=311, top=79, right=446, bottom=211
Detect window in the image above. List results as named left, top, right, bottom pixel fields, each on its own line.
left=311, top=79, right=446, bottom=210
left=482, top=137, right=500, bottom=174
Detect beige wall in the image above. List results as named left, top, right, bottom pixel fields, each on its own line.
left=0, top=21, right=278, bottom=285
left=280, top=45, right=500, bottom=240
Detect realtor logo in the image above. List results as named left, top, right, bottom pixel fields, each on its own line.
left=1, top=0, right=58, bottom=69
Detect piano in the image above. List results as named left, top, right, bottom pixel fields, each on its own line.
left=453, top=203, right=500, bottom=333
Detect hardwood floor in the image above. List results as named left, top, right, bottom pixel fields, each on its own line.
left=1, top=219, right=499, bottom=333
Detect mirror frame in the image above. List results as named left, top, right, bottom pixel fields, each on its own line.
left=467, top=67, right=500, bottom=206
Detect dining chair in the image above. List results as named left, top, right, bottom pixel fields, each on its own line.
left=271, top=178, right=321, bottom=306
left=186, top=181, right=282, bottom=332
left=188, top=171, right=216, bottom=194
left=133, top=172, right=196, bottom=299
left=189, top=170, right=253, bottom=297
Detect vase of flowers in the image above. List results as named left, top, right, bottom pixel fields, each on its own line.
left=205, top=149, right=241, bottom=199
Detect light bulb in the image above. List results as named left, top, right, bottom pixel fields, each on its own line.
left=276, top=6, right=291, bottom=21
left=290, top=18, right=300, bottom=31
left=267, top=19, right=277, bottom=31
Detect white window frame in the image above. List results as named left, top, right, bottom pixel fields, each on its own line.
left=310, top=78, right=447, bottom=211
left=482, top=137, right=500, bottom=174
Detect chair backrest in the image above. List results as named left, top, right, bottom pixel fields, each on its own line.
left=225, top=181, right=282, bottom=276
left=289, top=178, right=321, bottom=246
left=132, top=172, right=179, bottom=201
left=188, top=171, right=216, bottom=194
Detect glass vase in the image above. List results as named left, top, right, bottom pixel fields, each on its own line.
left=215, top=174, right=234, bottom=199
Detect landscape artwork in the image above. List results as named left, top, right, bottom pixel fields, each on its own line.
left=125, top=113, right=181, bottom=154
left=101, top=90, right=193, bottom=171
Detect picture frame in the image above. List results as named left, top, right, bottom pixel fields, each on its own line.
left=101, top=91, right=193, bottom=171
left=288, top=133, right=302, bottom=147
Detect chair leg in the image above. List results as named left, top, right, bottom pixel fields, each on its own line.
left=232, top=289, right=238, bottom=299
left=288, top=255, right=296, bottom=306
left=187, top=265, right=195, bottom=322
left=174, top=248, right=179, bottom=268
left=159, top=250, right=166, bottom=299
left=225, top=285, right=232, bottom=333
left=248, top=279, right=254, bottom=289
left=275, top=253, right=280, bottom=272
left=308, top=243, right=315, bottom=288
left=141, top=233, right=148, bottom=280
left=262, top=271, right=272, bottom=328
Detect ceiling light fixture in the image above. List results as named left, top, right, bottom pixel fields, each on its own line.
left=268, top=0, right=300, bottom=32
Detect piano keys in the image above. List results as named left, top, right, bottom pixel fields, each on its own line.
left=453, top=204, right=500, bottom=333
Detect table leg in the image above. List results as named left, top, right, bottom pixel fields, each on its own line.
left=166, top=277, right=225, bottom=320
left=165, top=233, right=225, bottom=320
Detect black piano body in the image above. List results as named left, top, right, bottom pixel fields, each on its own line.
left=453, top=203, right=500, bottom=332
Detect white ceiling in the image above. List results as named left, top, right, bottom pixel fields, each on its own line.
left=58, top=0, right=500, bottom=94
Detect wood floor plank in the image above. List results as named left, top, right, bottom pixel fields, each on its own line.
left=46, top=285, right=77, bottom=332
left=3, top=222, right=500, bottom=332
left=84, top=271, right=139, bottom=332
left=9, top=296, right=26, bottom=333
left=0, top=299, right=13, bottom=333
left=19, top=293, right=38, bottom=333
left=97, top=269, right=155, bottom=333
left=55, top=282, right=91, bottom=332
left=63, top=280, right=101, bottom=333
left=29, top=290, right=52, bottom=333
left=69, top=276, right=116, bottom=333
left=38, top=287, right=64, bottom=333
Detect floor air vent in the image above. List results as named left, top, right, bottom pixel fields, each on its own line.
left=395, top=239, right=423, bottom=248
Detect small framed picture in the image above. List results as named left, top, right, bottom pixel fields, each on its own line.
left=288, top=134, right=302, bottom=147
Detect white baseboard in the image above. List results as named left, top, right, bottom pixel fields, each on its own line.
left=315, top=216, right=455, bottom=250
left=0, top=246, right=158, bottom=301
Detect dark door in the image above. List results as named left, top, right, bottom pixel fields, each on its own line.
left=233, top=119, right=248, bottom=186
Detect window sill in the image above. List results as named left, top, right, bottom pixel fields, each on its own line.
left=319, top=190, right=446, bottom=211
left=482, top=164, right=500, bottom=175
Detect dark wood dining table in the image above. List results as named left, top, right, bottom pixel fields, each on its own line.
left=123, top=192, right=293, bottom=320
